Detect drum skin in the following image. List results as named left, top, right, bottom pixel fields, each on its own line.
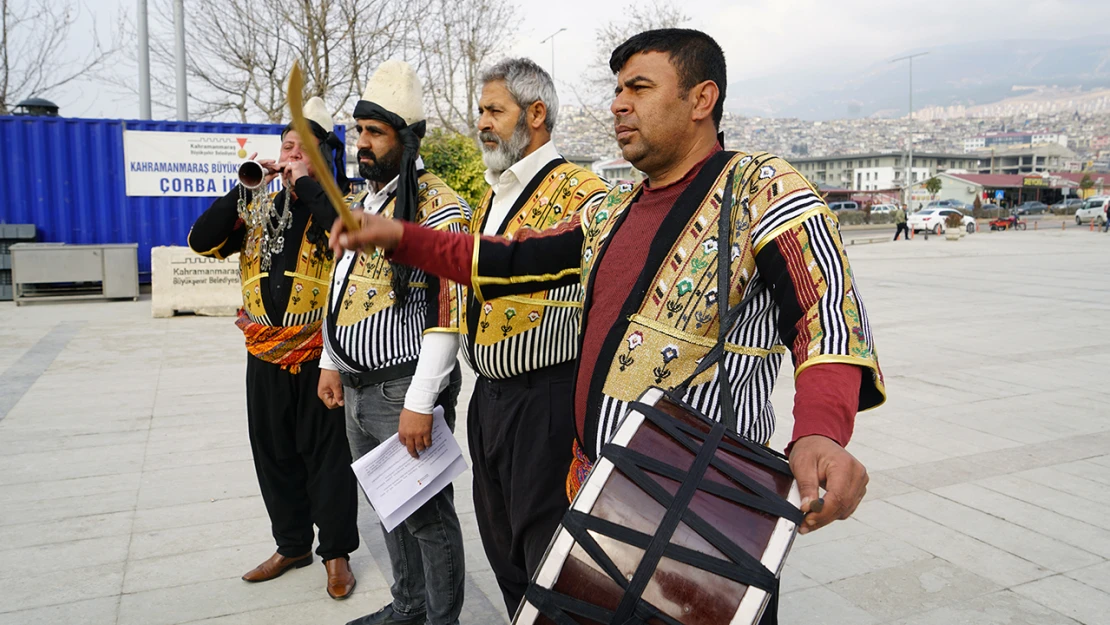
left=517, top=389, right=801, bottom=625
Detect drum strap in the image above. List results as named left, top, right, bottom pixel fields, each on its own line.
left=667, top=164, right=765, bottom=432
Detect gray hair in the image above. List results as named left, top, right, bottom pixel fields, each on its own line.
left=480, top=58, right=559, bottom=133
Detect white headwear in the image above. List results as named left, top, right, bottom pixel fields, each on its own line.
left=302, top=96, right=333, bottom=136
left=358, top=60, right=425, bottom=126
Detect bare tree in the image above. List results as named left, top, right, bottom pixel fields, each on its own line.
left=123, top=0, right=409, bottom=123
left=413, top=0, right=518, bottom=136
left=574, top=0, right=689, bottom=137
left=0, top=0, right=123, bottom=114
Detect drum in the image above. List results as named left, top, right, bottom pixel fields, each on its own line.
left=514, top=388, right=803, bottom=625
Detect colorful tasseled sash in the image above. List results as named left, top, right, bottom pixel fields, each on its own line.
left=565, top=438, right=593, bottom=503
left=234, top=310, right=323, bottom=374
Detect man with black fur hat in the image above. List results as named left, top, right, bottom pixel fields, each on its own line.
left=188, top=96, right=359, bottom=600
left=315, top=61, right=470, bottom=625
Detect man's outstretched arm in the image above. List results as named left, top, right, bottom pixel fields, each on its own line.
left=331, top=212, right=585, bottom=300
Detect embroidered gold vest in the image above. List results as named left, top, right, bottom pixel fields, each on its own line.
left=323, top=172, right=470, bottom=373
left=239, top=192, right=332, bottom=327
left=465, top=161, right=608, bottom=379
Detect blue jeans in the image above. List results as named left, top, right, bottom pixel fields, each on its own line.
left=344, top=365, right=465, bottom=625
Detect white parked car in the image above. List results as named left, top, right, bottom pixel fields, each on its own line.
left=870, top=204, right=897, bottom=214
left=1075, top=197, right=1109, bottom=225
left=907, top=208, right=975, bottom=235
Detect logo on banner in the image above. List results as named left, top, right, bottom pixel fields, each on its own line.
left=236, top=138, right=248, bottom=159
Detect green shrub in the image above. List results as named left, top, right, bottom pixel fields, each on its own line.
left=419, top=129, right=487, bottom=209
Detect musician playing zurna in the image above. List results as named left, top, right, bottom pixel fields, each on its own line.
left=317, top=60, right=471, bottom=625
left=187, top=97, right=359, bottom=600
left=330, top=29, right=885, bottom=623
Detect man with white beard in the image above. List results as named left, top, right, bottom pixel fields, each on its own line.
left=464, top=58, right=609, bottom=618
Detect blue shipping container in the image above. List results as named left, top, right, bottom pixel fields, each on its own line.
left=0, top=115, right=346, bottom=278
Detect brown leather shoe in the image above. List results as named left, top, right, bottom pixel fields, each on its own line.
left=325, top=557, right=356, bottom=599
left=241, top=551, right=312, bottom=582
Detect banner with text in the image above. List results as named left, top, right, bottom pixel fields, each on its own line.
left=123, top=129, right=282, bottom=197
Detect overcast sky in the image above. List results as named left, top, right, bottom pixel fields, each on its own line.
left=53, top=0, right=1110, bottom=120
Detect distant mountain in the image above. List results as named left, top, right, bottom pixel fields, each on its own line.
left=729, top=36, right=1110, bottom=120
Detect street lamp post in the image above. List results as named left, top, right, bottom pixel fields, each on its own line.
left=540, top=28, right=567, bottom=82
left=173, top=0, right=188, bottom=120
left=137, top=0, right=151, bottom=119
left=892, top=51, right=927, bottom=210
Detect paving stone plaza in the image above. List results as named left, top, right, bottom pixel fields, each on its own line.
left=1, top=228, right=1108, bottom=625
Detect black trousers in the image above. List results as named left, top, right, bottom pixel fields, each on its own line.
left=468, top=361, right=577, bottom=617
left=894, top=222, right=910, bottom=240
left=245, top=356, right=359, bottom=561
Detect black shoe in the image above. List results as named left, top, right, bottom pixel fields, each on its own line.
left=346, top=604, right=427, bottom=625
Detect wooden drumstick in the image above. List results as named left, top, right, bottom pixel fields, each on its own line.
left=806, top=497, right=825, bottom=514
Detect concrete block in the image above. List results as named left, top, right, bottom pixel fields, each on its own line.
left=150, top=246, right=241, bottom=318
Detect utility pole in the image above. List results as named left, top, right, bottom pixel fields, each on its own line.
left=540, top=28, right=567, bottom=82
left=173, top=0, right=188, bottom=120
left=892, top=51, right=927, bottom=210
left=137, top=0, right=151, bottom=119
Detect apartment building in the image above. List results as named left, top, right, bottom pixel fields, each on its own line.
left=790, top=152, right=977, bottom=191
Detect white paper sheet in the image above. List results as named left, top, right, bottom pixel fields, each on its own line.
left=350, top=407, right=467, bottom=532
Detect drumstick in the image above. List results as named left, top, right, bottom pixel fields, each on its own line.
left=286, top=61, right=360, bottom=234
left=806, top=498, right=825, bottom=514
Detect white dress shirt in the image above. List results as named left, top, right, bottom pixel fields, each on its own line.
left=319, top=158, right=460, bottom=414
left=481, top=141, right=562, bottom=235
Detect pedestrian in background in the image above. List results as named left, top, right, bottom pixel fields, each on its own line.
left=893, top=204, right=909, bottom=240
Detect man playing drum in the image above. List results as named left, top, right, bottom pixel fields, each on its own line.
left=329, top=28, right=885, bottom=623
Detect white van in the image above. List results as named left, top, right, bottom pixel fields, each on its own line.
left=1076, top=197, right=1109, bottom=225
